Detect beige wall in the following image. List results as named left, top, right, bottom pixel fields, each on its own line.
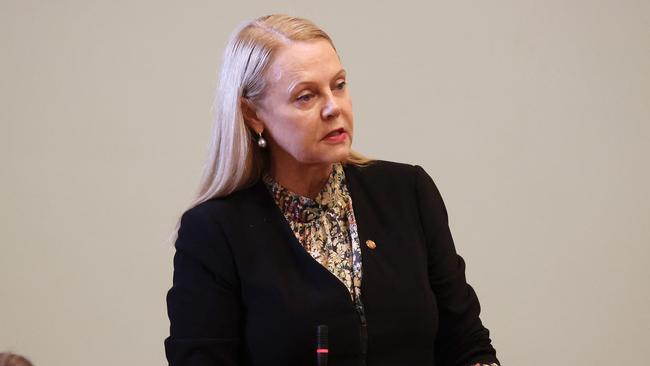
left=2, top=1, right=648, bottom=365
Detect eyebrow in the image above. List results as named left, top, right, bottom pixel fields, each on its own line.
left=287, top=69, right=347, bottom=95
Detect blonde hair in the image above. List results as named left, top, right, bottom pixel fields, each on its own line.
left=170, top=14, right=372, bottom=242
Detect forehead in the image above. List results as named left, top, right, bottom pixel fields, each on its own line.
left=266, top=39, right=342, bottom=85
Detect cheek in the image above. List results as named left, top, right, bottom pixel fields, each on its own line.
left=341, top=100, right=354, bottom=133
left=339, top=97, right=353, bottom=118
left=268, top=113, right=315, bottom=151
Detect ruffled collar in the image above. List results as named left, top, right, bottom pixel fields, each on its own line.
left=263, top=163, right=349, bottom=223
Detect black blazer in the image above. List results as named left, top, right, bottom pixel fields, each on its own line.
left=165, top=160, right=499, bottom=366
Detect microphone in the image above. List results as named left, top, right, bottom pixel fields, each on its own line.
left=316, top=324, right=328, bottom=366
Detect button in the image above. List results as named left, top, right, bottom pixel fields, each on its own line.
left=366, top=240, right=377, bottom=249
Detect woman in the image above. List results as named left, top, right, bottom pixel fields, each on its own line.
left=165, top=14, right=500, bottom=366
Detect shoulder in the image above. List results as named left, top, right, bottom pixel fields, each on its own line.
left=342, top=160, right=436, bottom=213
left=345, top=159, right=435, bottom=190
left=345, top=159, right=416, bottom=176
left=179, top=182, right=266, bottom=229
left=174, top=183, right=270, bottom=255
left=344, top=159, right=446, bottom=208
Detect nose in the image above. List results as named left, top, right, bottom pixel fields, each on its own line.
left=321, top=93, right=341, bottom=121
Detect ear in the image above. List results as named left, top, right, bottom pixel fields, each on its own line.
left=240, top=97, right=265, bottom=134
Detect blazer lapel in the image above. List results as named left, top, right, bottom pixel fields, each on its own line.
left=247, top=180, right=314, bottom=262
left=246, top=179, right=354, bottom=297
left=343, top=164, right=389, bottom=287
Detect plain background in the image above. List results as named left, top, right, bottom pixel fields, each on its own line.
left=2, top=1, right=649, bottom=365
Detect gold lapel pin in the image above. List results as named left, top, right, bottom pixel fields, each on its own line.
left=366, top=240, right=377, bottom=249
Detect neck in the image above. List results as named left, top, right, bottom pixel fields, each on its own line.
left=269, top=160, right=334, bottom=199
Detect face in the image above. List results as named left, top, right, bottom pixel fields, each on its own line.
left=251, top=39, right=353, bottom=171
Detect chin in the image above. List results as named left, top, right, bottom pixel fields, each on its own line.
left=326, top=148, right=352, bottom=163
left=300, top=144, right=351, bottom=165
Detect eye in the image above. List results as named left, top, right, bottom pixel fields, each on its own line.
left=335, top=81, right=347, bottom=90
left=296, top=93, right=314, bottom=102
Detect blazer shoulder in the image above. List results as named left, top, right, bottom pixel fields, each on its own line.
left=347, top=159, right=440, bottom=186
left=346, top=159, right=418, bottom=177
left=180, top=182, right=264, bottom=225
left=344, top=159, right=429, bottom=203
left=345, top=159, right=445, bottom=202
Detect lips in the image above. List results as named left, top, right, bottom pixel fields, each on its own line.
left=324, top=128, right=345, bottom=139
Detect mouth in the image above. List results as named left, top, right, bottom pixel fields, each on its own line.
left=323, top=127, right=346, bottom=140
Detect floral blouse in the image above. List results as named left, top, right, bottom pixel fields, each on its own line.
left=263, top=163, right=499, bottom=366
left=263, top=162, right=364, bottom=314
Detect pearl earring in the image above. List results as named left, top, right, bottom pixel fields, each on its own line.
left=257, top=132, right=267, bottom=148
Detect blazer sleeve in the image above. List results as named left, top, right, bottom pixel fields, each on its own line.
left=165, top=206, right=242, bottom=366
left=413, top=165, right=500, bottom=366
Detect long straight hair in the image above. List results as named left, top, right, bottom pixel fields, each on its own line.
left=170, top=14, right=372, bottom=243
